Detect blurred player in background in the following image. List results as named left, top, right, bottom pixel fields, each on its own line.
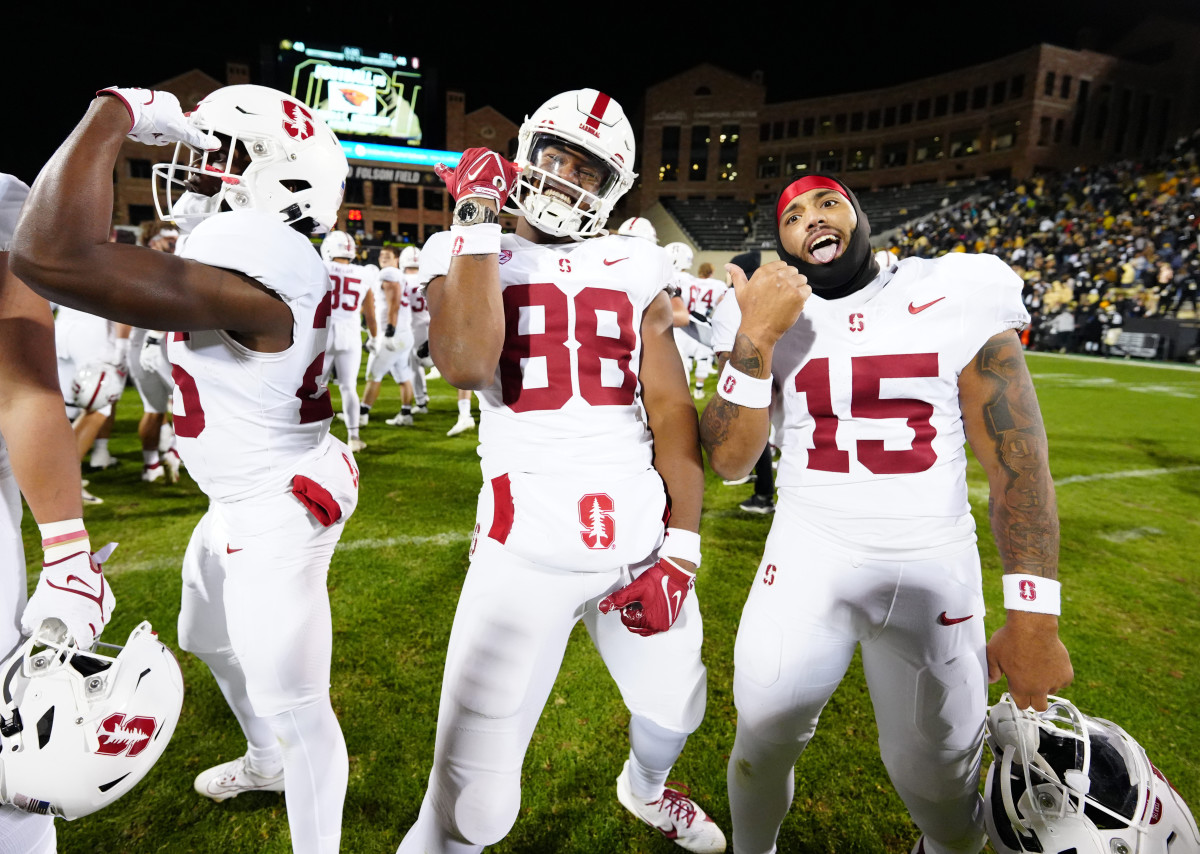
left=320, top=230, right=372, bottom=452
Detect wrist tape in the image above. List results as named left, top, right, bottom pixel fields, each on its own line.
left=1002, top=574, right=1061, bottom=615
left=717, top=362, right=772, bottom=408
left=449, top=223, right=501, bottom=257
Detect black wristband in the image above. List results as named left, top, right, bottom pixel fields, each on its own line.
left=385, top=324, right=396, bottom=338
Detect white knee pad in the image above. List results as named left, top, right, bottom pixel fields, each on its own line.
left=453, top=775, right=521, bottom=846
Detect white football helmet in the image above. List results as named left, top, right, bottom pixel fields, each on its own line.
left=617, top=217, right=658, bottom=243
left=985, top=693, right=1200, bottom=854
left=665, top=242, right=694, bottom=272
left=69, top=362, right=127, bottom=413
left=0, top=621, right=184, bottom=820
left=508, top=89, right=637, bottom=240
left=153, top=84, right=349, bottom=234
left=398, top=246, right=421, bottom=270
left=321, top=230, right=356, bottom=262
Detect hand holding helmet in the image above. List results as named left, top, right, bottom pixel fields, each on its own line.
left=97, top=87, right=218, bottom=150
left=435, top=148, right=521, bottom=205
left=21, top=543, right=118, bottom=648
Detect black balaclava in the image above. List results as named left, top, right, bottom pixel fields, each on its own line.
left=773, top=173, right=879, bottom=300
left=728, top=249, right=761, bottom=282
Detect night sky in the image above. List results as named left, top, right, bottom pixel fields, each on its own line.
left=5, top=1, right=1199, bottom=186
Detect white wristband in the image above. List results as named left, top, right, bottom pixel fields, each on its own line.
left=449, top=223, right=502, bottom=257
left=1002, top=574, right=1061, bottom=615
left=716, top=362, right=772, bottom=409
left=663, top=528, right=701, bottom=568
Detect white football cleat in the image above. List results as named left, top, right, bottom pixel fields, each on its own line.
left=194, top=755, right=284, bottom=802
left=411, top=404, right=428, bottom=415
left=347, top=437, right=367, bottom=452
left=692, top=388, right=705, bottom=399
left=81, top=483, right=103, bottom=505
left=88, top=448, right=119, bottom=470
left=141, top=462, right=165, bottom=483
left=163, top=448, right=183, bottom=483
left=360, top=412, right=370, bottom=426
left=426, top=367, right=442, bottom=380
left=446, top=417, right=475, bottom=437
left=616, top=760, right=726, bottom=853
left=386, top=413, right=414, bottom=427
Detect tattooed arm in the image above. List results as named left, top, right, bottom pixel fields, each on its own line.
left=959, top=328, right=1073, bottom=710
left=700, top=260, right=810, bottom=479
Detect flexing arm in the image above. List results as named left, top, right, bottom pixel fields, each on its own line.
left=0, top=253, right=83, bottom=522
left=700, top=261, right=809, bottom=479
left=11, top=95, right=293, bottom=349
left=640, top=291, right=705, bottom=552
left=959, top=329, right=1073, bottom=710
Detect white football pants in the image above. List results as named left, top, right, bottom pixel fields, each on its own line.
left=728, top=512, right=988, bottom=854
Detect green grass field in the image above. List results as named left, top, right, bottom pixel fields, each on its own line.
left=24, top=351, right=1200, bottom=854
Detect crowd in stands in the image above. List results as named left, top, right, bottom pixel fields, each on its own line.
left=882, top=129, right=1200, bottom=358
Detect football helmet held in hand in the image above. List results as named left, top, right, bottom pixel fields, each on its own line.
left=69, top=362, right=126, bottom=414
left=509, top=89, right=636, bottom=241
left=0, top=621, right=184, bottom=820
left=153, top=84, right=348, bottom=234
left=984, top=692, right=1200, bottom=854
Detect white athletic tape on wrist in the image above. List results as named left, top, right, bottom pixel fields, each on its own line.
left=1002, top=574, right=1061, bottom=615
left=663, top=528, right=701, bottom=568
left=449, top=223, right=501, bottom=256
left=39, top=518, right=91, bottom=563
left=717, top=362, right=772, bottom=409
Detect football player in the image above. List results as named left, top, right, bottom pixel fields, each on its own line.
left=360, top=246, right=416, bottom=427
left=12, top=84, right=359, bottom=854
left=700, top=172, right=1073, bottom=854
left=320, top=230, right=373, bottom=452
left=665, top=242, right=716, bottom=398
left=396, top=90, right=725, bottom=853
left=0, top=172, right=116, bottom=852
left=617, top=216, right=659, bottom=243
left=683, top=261, right=727, bottom=399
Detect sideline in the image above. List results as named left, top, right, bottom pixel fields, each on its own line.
left=1025, top=351, right=1200, bottom=373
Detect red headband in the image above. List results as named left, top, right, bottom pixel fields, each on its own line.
left=776, top=176, right=849, bottom=224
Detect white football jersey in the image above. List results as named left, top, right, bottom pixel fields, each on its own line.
left=405, top=273, right=429, bottom=340
left=714, top=253, right=1028, bottom=554
left=323, top=259, right=375, bottom=327
left=420, top=232, right=672, bottom=478
left=685, top=275, right=728, bottom=318
left=168, top=211, right=335, bottom=502
left=375, top=266, right=413, bottom=332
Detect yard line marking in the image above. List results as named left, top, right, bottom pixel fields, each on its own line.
left=1099, top=527, right=1163, bottom=543
left=1026, top=352, right=1200, bottom=373
left=336, top=531, right=471, bottom=551
left=1054, top=465, right=1200, bottom=486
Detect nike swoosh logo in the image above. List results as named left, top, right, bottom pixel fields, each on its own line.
left=603, top=258, right=629, bottom=266
left=63, top=574, right=98, bottom=592
left=47, top=574, right=107, bottom=609
left=909, top=297, right=946, bottom=314
left=465, top=152, right=501, bottom=181
left=937, top=611, right=973, bottom=626
left=227, top=545, right=243, bottom=554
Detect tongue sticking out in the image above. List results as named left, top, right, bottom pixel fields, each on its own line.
left=812, top=241, right=840, bottom=264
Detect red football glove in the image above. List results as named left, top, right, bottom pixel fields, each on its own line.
left=434, top=147, right=521, bottom=204
left=598, top=557, right=695, bottom=636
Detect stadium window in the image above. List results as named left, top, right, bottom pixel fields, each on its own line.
left=916, top=98, right=930, bottom=120
left=422, top=189, right=444, bottom=211
left=913, top=135, right=942, bottom=163
left=661, top=126, right=681, bottom=182
left=1114, top=88, right=1133, bottom=152
left=835, top=114, right=847, bottom=133
left=1094, top=83, right=1112, bottom=142
left=818, top=115, right=832, bottom=134
left=760, top=122, right=771, bottom=141
left=395, top=187, right=418, bottom=208
left=972, top=85, right=988, bottom=110
left=867, top=109, right=880, bottom=130
left=373, top=221, right=392, bottom=238
left=992, top=80, right=1007, bottom=105
left=1044, top=71, right=1056, bottom=96
left=1038, top=116, right=1052, bottom=146
left=1054, top=118, right=1064, bottom=143
left=846, top=148, right=874, bottom=171
left=128, top=159, right=152, bottom=179
left=785, top=151, right=811, bottom=174
left=371, top=181, right=392, bottom=206
left=718, top=125, right=740, bottom=175
left=772, top=120, right=784, bottom=139
left=948, top=128, right=980, bottom=157
left=344, top=177, right=364, bottom=204
left=690, top=126, right=709, bottom=180
left=128, top=204, right=154, bottom=225
left=899, top=103, right=912, bottom=124
left=934, top=94, right=948, bottom=117
left=1071, top=79, right=1090, bottom=146
left=803, top=117, right=815, bottom=136
left=882, top=141, right=908, bottom=167
left=817, top=149, right=842, bottom=172
left=695, top=86, right=711, bottom=96
left=991, top=121, right=1018, bottom=151
left=1060, top=75, right=1072, bottom=99
left=882, top=107, right=895, bottom=128
left=756, top=155, right=780, bottom=179
left=952, top=90, right=968, bottom=113
left=1135, top=92, right=1152, bottom=150
left=850, top=112, right=864, bottom=132
left=786, top=119, right=798, bottom=137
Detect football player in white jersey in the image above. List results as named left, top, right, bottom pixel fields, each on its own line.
left=0, top=173, right=117, bottom=853
left=665, top=242, right=716, bottom=398
left=400, top=246, right=433, bottom=414
left=359, top=246, right=416, bottom=427
left=617, top=216, right=658, bottom=243
left=12, top=84, right=358, bottom=854
left=320, top=230, right=372, bottom=452
left=700, top=173, right=1074, bottom=854
left=683, top=261, right=727, bottom=399
left=396, top=89, right=725, bottom=854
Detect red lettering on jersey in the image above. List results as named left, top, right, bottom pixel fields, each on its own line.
left=723, top=374, right=737, bottom=394
left=849, top=313, right=864, bottom=332
left=579, top=492, right=616, bottom=550
left=559, top=258, right=572, bottom=274
left=762, top=564, right=776, bottom=585
left=95, top=713, right=156, bottom=757
left=341, top=452, right=359, bottom=488
left=1019, top=579, right=1037, bottom=601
